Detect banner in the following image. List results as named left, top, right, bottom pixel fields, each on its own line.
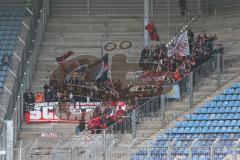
left=125, top=71, right=144, bottom=80
left=25, top=101, right=126, bottom=124
left=168, top=31, right=189, bottom=57
left=141, top=71, right=167, bottom=82
left=85, top=54, right=108, bottom=81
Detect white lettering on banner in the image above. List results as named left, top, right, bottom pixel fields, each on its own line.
left=29, top=104, right=59, bottom=120
left=30, top=111, right=41, bottom=120
left=42, top=106, right=55, bottom=120
left=41, top=132, right=59, bottom=138
left=26, top=101, right=126, bottom=122
left=30, top=106, right=41, bottom=120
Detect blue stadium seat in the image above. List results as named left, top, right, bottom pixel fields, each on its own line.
left=223, top=101, right=229, bottom=107
left=210, top=101, right=217, bottom=107
left=224, top=88, right=234, bottom=94
left=234, top=101, right=240, bottom=107
left=136, top=82, right=240, bottom=160
left=236, top=88, right=240, bottom=94
left=226, top=95, right=232, bottom=100
left=204, top=101, right=211, bottom=107
left=232, top=95, right=238, bottom=100
left=232, top=82, right=239, bottom=88
left=229, top=101, right=235, bottom=106
left=208, top=107, right=214, bottom=113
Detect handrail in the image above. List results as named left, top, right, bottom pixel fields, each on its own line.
left=0, top=3, right=50, bottom=157
left=191, top=55, right=217, bottom=73
left=101, top=51, right=220, bottom=136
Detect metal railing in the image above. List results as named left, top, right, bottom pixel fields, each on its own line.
left=81, top=137, right=238, bottom=160
left=48, top=52, right=222, bottom=160
left=51, top=137, right=240, bottom=160
left=15, top=1, right=234, bottom=160
left=0, top=0, right=50, bottom=159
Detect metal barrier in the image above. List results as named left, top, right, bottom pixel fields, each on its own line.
left=0, top=124, right=6, bottom=160
left=102, top=138, right=240, bottom=160
left=52, top=135, right=107, bottom=160
left=0, top=0, right=50, bottom=159
left=14, top=1, right=229, bottom=160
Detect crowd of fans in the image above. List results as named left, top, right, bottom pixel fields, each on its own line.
left=24, top=30, right=224, bottom=105
left=139, top=30, right=223, bottom=85
left=23, top=29, right=224, bottom=134
left=87, top=105, right=133, bottom=134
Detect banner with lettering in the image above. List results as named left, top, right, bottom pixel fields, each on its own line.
left=25, top=101, right=126, bottom=124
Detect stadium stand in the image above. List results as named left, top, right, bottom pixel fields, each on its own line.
left=0, top=9, right=23, bottom=88
left=132, top=82, right=240, bottom=160
left=50, top=0, right=197, bottom=16
left=0, top=7, right=26, bottom=125
left=1, top=0, right=240, bottom=160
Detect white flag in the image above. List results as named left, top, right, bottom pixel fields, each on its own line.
left=168, top=31, right=189, bottom=57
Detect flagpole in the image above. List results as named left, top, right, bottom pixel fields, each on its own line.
left=144, top=0, right=150, bottom=47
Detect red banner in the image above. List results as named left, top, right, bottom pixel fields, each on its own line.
left=25, top=101, right=126, bottom=124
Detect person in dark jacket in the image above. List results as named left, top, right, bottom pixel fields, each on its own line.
left=75, top=116, right=86, bottom=135
left=23, top=89, right=35, bottom=113
left=23, top=89, right=35, bottom=104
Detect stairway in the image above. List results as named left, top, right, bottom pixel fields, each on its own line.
left=201, top=0, right=240, bottom=16
left=50, top=0, right=198, bottom=16
left=0, top=0, right=25, bottom=7
left=31, top=14, right=189, bottom=92
left=111, top=11, right=240, bottom=149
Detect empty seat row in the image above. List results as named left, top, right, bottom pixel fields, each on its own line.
left=176, top=119, right=240, bottom=127
left=215, top=139, right=237, bottom=147
left=0, top=50, right=13, bottom=55
left=185, top=113, right=240, bottom=120
left=133, top=153, right=228, bottom=160
left=164, top=133, right=240, bottom=139
left=0, top=21, right=21, bottom=26
left=0, top=44, right=16, bottom=50
left=0, top=11, right=24, bottom=17
left=192, top=140, right=215, bottom=147
left=204, top=101, right=240, bottom=107
left=0, top=66, right=9, bottom=71
left=0, top=26, right=20, bottom=31
left=0, top=31, right=19, bottom=37
left=170, top=126, right=240, bottom=134
left=0, top=71, right=6, bottom=79
left=195, top=106, right=240, bottom=114
left=232, top=82, right=240, bottom=88
left=0, top=71, right=7, bottom=77
left=213, top=94, right=240, bottom=101
left=0, top=81, right=4, bottom=88
left=0, top=41, right=16, bottom=45
left=223, top=88, right=240, bottom=95
left=0, top=40, right=16, bottom=46
left=0, top=35, right=18, bottom=40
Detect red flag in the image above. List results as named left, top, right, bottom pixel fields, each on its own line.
left=145, top=22, right=160, bottom=41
